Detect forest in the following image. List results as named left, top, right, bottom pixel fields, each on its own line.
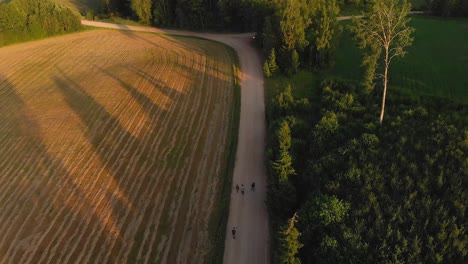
left=266, top=78, right=467, bottom=263
left=87, top=1, right=468, bottom=31
left=260, top=0, right=467, bottom=263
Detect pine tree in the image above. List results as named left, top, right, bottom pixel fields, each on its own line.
left=264, top=61, right=272, bottom=78
left=291, top=49, right=299, bottom=74
left=268, top=48, right=279, bottom=74
left=274, top=0, right=310, bottom=51
left=273, top=120, right=295, bottom=183
left=307, top=0, right=340, bottom=68
left=277, top=84, right=295, bottom=112
left=277, top=213, right=303, bottom=264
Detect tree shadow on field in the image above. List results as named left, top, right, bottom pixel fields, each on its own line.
left=53, top=67, right=192, bottom=262
left=113, top=28, right=234, bottom=82
left=98, top=65, right=179, bottom=112
left=0, top=76, right=120, bottom=264
left=50, top=34, right=236, bottom=261
left=118, top=29, right=165, bottom=49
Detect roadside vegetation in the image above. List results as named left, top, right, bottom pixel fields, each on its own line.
left=0, top=0, right=82, bottom=47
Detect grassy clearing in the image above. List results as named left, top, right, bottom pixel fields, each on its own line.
left=333, top=16, right=468, bottom=103
left=265, top=70, right=320, bottom=104
left=0, top=29, right=237, bottom=264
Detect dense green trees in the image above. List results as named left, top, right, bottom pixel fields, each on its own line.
left=262, top=0, right=341, bottom=73
left=307, top=0, right=341, bottom=68
left=130, top=0, right=152, bottom=24
left=429, top=0, right=468, bottom=16
left=275, top=0, right=311, bottom=52
left=266, top=77, right=468, bottom=263
left=0, top=0, right=82, bottom=46
left=264, top=48, right=279, bottom=78
left=88, top=0, right=266, bottom=30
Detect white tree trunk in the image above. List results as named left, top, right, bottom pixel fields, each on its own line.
left=380, top=48, right=389, bottom=124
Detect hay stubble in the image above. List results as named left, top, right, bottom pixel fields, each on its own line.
left=0, top=29, right=235, bottom=264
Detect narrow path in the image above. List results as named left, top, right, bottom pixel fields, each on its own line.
left=81, top=20, right=270, bottom=264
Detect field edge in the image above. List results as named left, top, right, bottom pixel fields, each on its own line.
left=206, top=46, right=241, bottom=264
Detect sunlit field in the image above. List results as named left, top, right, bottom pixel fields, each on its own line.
left=0, top=29, right=237, bottom=264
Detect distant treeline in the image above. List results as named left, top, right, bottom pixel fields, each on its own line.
left=0, top=0, right=81, bottom=46
left=88, top=0, right=266, bottom=31
left=93, top=0, right=468, bottom=30
left=266, top=78, right=468, bottom=263
left=89, top=0, right=342, bottom=75
left=88, top=1, right=467, bottom=76
left=424, top=0, right=468, bottom=16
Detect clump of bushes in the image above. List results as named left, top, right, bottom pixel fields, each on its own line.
left=0, top=0, right=82, bottom=46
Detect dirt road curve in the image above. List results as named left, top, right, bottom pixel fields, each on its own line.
left=81, top=20, right=270, bottom=264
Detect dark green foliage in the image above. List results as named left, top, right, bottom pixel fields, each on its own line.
left=274, top=0, right=310, bottom=51
left=268, top=118, right=297, bottom=221
left=270, top=84, right=295, bottom=120
left=264, top=61, right=272, bottom=78
left=267, top=77, right=467, bottom=263
left=430, top=0, right=468, bottom=17
left=83, top=0, right=271, bottom=30
left=291, top=50, right=300, bottom=74
left=306, top=0, right=341, bottom=68
left=262, top=16, right=277, bottom=55
left=273, top=120, right=295, bottom=183
left=265, top=5, right=467, bottom=263
left=360, top=46, right=381, bottom=93
left=254, top=0, right=342, bottom=74
left=130, top=0, right=152, bottom=24
left=268, top=48, right=279, bottom=75
left=0, top=0, right=82, bottom=46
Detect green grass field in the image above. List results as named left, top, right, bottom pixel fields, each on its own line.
left=333, top=16, right=468, bottom=102
left=340, top=0, right=428, bottom=16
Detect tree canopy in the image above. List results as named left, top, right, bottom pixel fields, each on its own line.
left=0, top=0, right=82, bottom=46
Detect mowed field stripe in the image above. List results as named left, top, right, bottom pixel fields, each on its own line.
left=0, top=30, right=236, bottom=264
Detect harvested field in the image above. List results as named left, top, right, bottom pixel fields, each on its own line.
left=0, top=29, right=237, bottom=263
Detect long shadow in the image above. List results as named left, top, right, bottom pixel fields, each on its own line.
left=112, top=29, right=234, bottom=81
left=0, top=76, right=121, bottom=264
left=112, top=25, right=166, bottom=49
left=98, top=65, right=178, bottom=115
left=53, top=68, right=184, bottom=262
left=51, top=34, right=236, bottom=261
